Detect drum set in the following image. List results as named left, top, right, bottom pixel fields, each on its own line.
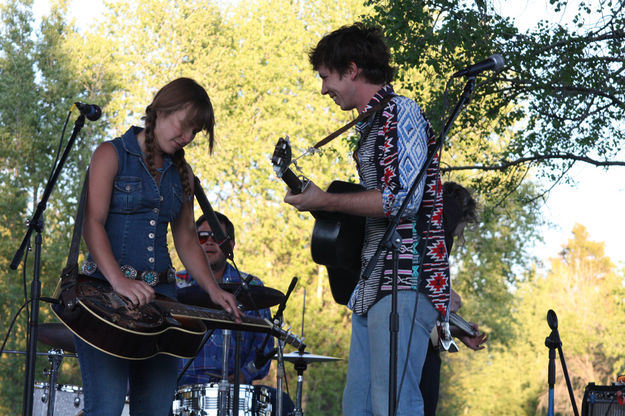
left=12, top=282, right=340, bottom=416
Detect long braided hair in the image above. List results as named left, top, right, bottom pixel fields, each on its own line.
left=142, top=77, right=215, bottom=196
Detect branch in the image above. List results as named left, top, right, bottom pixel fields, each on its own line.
left=536, top=30, right=625, bottom=55
left=442, top=153, right=625, bottom=172
left=546, top=85, right=625, bottom=108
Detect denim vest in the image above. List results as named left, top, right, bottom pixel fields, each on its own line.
left=86, top=126, right=184, bottom=296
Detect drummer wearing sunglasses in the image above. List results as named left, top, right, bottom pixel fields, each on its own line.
left=174, top=212, right=296, bottom=415
left=175, top=212, right=273, bottom=384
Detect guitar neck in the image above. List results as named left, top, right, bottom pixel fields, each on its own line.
left=449, top=312, right=478, bottom=337
left=156, top=299, right=271, bottom=332
left=280, top=167, right=305, bottom=194
left=158, top=299, right=306, bottom=350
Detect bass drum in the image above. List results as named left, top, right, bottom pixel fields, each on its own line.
left=172, top=383, right=272, bottom=416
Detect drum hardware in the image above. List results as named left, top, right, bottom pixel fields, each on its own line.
left=272, top=351, right=341, bottom=416
left=172, top=383, right=271, bottom=416
left=43, top=349, right=64, bottom=416
left=33, top=383, right=83, bottom=416
left=273, top=287, right=340, bottom=416
left=32, top=321, right=78, bottom=416
left=219, top=329, right=233, bottom=416
left=175, top=277, right=302, bottom=415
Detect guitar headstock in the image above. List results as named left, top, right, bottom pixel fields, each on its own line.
left=271, top=136, right=307, bottom=194
left=272, top=137, right=292, bottom=178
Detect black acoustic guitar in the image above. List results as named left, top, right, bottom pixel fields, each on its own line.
left=272, top=137, right=364, bottom=305
left=52, top=274, right=302, bottom=360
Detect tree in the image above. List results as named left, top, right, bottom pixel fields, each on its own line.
left=0, top=0, right=115, bottom=412
left=366, top=0, right=625, bottom=186
left=0, top=1, right=559, bottom=414
left=436, top=224, right=625, bottom=415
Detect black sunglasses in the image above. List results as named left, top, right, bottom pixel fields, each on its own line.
left=197, top=230, right=216, bottom=244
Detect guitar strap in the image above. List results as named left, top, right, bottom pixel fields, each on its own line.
left=311, top=95, right=393, bottom=150
left=57, top=169, right=89, bottom=294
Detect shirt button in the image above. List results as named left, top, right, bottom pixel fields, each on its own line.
left=153, top=208, right=159, bottom=214
left=125, top=185, right=131, bottom=191
left=148, top=233, right=155, bottom=239
left=148, top=257, right=155, bottom=263
left=149, top=220, right=156, bottom=226
left=160, top=196, right=164, bottom=201
left=147, top=246, right=154, bottom=252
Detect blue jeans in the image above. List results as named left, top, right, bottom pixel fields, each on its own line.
left=74, top=336, right=179, bottom=416
left=343, top=291, right=438, bottom=416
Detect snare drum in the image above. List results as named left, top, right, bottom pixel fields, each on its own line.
left=33, top=383, right=83, bottom=416
left=172, top=383, right=272, bottom=416
left=32, top=383, right=130, bottom=416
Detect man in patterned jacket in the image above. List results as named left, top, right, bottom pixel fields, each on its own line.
left=284, top=23, right=450, bottom=416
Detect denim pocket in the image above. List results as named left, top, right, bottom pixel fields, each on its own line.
left=170, top=183, right=184, bottom=218
left=112, top=176, right=142, bottom=213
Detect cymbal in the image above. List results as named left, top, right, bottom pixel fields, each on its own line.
left=177, top=283, right=285, bottom=311
left=276, top=351, right=341, bottom=363
left=37, top=323, right=76, bottom=353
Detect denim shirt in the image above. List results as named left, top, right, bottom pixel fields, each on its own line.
left=86, top=126, right=185, bottom=296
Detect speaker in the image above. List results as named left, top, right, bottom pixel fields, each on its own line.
left=582, top=382, right=625, bottom=416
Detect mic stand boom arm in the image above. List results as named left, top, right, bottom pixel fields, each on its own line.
left=359, top=77, right=476, bottom=416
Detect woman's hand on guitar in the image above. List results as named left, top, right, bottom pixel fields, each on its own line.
left=209, top=287, right=242, bottom=322
left=284, top=181, right=326, bottom=212
left=111, top=278, right=155, bottom=306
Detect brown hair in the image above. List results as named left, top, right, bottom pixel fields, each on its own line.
left=443, top=181, right=478, bottom=251
left=309, top=23, right=395, bottom=84
left=142, top=77, right=215, bottom=196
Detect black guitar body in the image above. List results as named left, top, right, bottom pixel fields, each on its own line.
left=272, top=138, right=365, bottom=305
left=310, top=181, right=365, bottom=305
left=52, top=275, right=206, bottom=360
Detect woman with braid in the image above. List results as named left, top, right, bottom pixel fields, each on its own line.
left=77, top=77, right=240, bottom=416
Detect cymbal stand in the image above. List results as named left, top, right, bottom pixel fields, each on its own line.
left=275, top=338, right=286, bottom=416
left=43, top=349, right=65, bottom=416
left=233, top=331, right=241, bottom=415
left=218, top=329, right=231, bottom=416
left=291, top=357, right=307, bottom=416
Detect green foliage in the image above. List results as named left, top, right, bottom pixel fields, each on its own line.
left=0, top=0, right=115, bottom=412
left=367, top=0, right=625, bottom=183
left=437, top=225, right=625, bottom=415
left=1, top=1, right=621, bottom=415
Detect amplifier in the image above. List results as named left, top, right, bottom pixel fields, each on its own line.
left=582, top=382, right=625, bottom=416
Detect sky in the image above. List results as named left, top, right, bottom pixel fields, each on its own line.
left=491, top=0, right=625, bottom=268
left=31, top=0, right=625, bottom=268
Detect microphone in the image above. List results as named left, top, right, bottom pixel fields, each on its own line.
left=274, top=277, right=298, bottom=323
left=74, top=102, right=102, bottom=121
left=452, top=54, right=505, bottom=78
left=248, top=277, right=299, bottom=373
left=245, top=347, right=278, bottom=374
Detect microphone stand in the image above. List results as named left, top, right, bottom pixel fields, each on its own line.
left=10, top=114, right=87, bottom=416
left=262, top=277, right=297, bottom=415
left=545, top=309, right=579, bottom=416
left=359, top=77, right=476, bottom=416
left=193, top=176, right=259, bottom=308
